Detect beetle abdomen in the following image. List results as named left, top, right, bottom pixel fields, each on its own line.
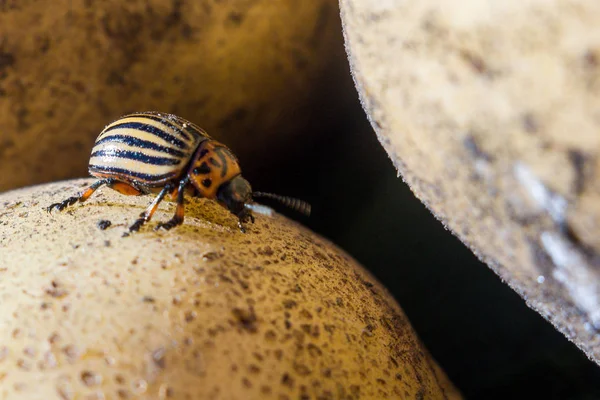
left=89, top=112, right=210, bottom=185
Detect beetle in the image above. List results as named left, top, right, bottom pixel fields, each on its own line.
left=47, top=111, right=310, bottom=233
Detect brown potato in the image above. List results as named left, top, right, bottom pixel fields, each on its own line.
left=0, top=180, right=460, bottom=399
left=340, top=0, right=600, bottom=364
left=0, top=0, right=343, bottom=191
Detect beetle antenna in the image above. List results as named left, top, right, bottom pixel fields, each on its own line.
left=252, top=192, right=311, bottom=216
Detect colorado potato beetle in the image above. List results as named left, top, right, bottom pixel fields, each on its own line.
left=47, top=112, right=310, bottom=233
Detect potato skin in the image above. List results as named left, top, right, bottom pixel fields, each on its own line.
left=0, top=180, right=460, bottom=399
left=0, top=0, right=342, bottom=191
left=341, top=0, right=600, bottom=364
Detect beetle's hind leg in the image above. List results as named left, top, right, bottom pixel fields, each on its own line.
left=128, top=183, right=173, bottom=233
left=47, top=178, right=116, bottom=212
left=155, top=178, right=188, bottom=231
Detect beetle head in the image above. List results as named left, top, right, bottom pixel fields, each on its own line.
left=216, top=175, right=253, bottom=221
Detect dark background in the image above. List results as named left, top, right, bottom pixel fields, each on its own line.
left=246, top=64, right=600, bottom=399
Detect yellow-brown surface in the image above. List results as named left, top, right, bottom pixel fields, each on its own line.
left=0, top=180, right=460, bottom=399
left=340, top=0, right=600, bottom=364
left=0, top=0, right=341, bottom=191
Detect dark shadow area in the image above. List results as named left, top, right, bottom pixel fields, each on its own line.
left=247, top=67, right=600, bottom=399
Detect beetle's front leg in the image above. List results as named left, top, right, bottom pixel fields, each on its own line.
left=155, top=178, right=188, bottom=231
left=236, top=209, right=255, bottom=233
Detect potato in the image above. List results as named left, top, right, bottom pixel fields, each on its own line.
left=340, top=0, right=600, bottom=364
left=0, top=0, right=342, bottom=191
left=0, top=180, right=460, bottom=399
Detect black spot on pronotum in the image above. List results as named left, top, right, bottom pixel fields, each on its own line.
left=202, top=178, right=212, bottom=188
left=97, top=220, right=112, bottom=230
left=193, top=162, right=211, bottom=175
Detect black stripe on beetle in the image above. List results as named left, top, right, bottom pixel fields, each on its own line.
left=91, top=149, right=181, bottom=166
left=182, top=124, right=207, bottom=140
left=103, top=122, right=189, bottom=149
left=94, top=135, right=187, bottom=158
left=88, top=165, right=177, bottom=182
left=127, top=113, right=194, bottom=141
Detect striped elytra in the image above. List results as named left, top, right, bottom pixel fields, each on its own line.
left=47, top=111, right=311, bottom=233
left=89, top=112, right=211, bottom=186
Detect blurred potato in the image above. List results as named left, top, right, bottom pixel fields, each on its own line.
left=341, top=0, right=600, bottom=364
left=0, top=0, right=342, bottom=191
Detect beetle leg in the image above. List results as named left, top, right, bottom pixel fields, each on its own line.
left=236, top=209, right=254, bottom=233
left=155, top=178, right=188, bottom=231
left=47, top=178, right=115, bottom=213
left=128, top=183, right=173, bottom=233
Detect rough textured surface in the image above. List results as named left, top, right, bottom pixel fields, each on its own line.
left=340, top=0, right=600, bottom=364
left=0, top=180, right=460, bottom=399
left=0, top=0, right=341, bottom=191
